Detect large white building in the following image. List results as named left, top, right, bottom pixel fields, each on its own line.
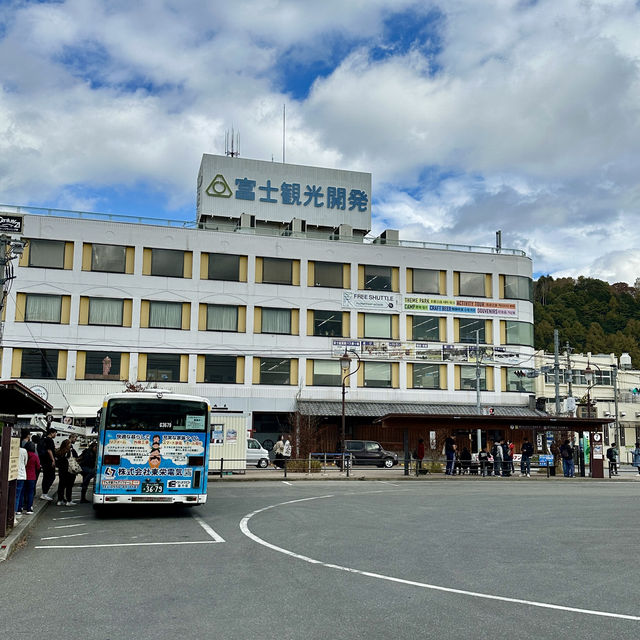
left=0, top=153, right=536, bottom=447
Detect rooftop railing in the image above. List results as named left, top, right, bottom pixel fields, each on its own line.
left=0, top=203, right=528, bottom=257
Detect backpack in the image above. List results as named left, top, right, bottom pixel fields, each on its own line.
left=561, top=446, right=572, bottom=459
left=491, top=444, right=499, bottom=457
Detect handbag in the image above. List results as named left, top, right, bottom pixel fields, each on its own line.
left=68, top=456, right=82, bottom=475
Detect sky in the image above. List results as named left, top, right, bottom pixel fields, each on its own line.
left=1, top=0, right=640, bottom=284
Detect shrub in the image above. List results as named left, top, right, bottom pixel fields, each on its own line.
left=285, top=459, right=322, bottom=473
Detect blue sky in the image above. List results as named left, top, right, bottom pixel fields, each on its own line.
left=2, top=0, right=640, bottom=283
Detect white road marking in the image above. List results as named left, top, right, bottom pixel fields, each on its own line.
left=377, top=481, right=399, bottom=486
left=193, top=516, right=225, bottom=542
left=40, top=533, right=90, bottom=541
left=49, top=523, right=87, bottom=529
left=282, top=481, right=292, bottom=486
left=35, top=541, right=219, bottom=549
left=239, top=495, right=640, bottom=623
left=52, top=515, right=90, bottom=521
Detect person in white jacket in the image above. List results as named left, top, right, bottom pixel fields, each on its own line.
left=15, top=446, right=28, bottom=518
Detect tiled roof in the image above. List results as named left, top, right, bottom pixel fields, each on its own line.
left=296, top=400, right=546, bottom=418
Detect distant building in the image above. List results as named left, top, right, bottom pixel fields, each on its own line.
left=1, top=153, right=535, bottom=450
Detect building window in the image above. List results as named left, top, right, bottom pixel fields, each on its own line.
left=363, top=362, right=392, bottom=387
left=460, top=365, right=487, bottom=390
left=364, top=265, right=392, bottom=291
left=88, top=298, right=124, bottom=326
left=314, top=261, right=343, bottom=288
left=146, top=353, right=181, bottom=382
left=151, top=248, right=184, bottom=277
left=459, top=272, right=486, bottom=297
left=313, top=310, right=342, bottom=337
left=259, top=358, right=291, bottom=385
left=312, top=360, right=342, bottom=386
left=262, top=257, right=292, bottom=285
left=504, top=275, right=533, bottom=301
left=85, top=352, right=121, bottom=380
left=412, top=363, right=440, bottom=389
left=505, top=368, right=535, bottom=392
left=20, top=349, right=58, bottom=378
left=459, top=318, right=485, bottom=343
left=412, top=316, right=440, bottom=341
left=204, top=355, right=237, bottom=383
left=149, top=301, right=182, bottom=329
left=92, top=244, right=126, bottom=273
left=28, top=239, right=65, bottom=269
left=25, top=294, right=61, bottom=323
left=208, top=253, right=240, bottom=281
left=504, top=321, right=534, bottom=346
left=412, top=269, right=440, bottom=294
left=262, top=308, right=291, bottom=334
left=363, top=314, right=392, bottom=339
left=206, top=305, right=238, bottom=332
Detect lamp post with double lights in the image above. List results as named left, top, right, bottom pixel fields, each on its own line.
left=340, top=349, right=361, bottom=469
left=583, top=361, right=601, bottom=477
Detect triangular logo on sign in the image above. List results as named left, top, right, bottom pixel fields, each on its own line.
left=206, top=174, right=232, bottom=198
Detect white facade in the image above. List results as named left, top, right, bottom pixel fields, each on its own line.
left=0, top=155, right=535, bottom=427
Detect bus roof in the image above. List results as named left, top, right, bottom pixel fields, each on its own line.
left=102, top=391, right=211, bottom=406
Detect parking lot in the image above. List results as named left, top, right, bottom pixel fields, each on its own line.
left=1, top=479, right=639, bottom=639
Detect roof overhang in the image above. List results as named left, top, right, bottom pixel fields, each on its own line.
left=0, top=380, right=53, bottom=418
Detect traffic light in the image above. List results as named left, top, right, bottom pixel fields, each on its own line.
left=632, top=388, right=640, bottom=395
left=514, top=370, right=525, bottom=377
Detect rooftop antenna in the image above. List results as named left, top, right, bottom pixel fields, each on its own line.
left=282, top=103, right=286, bottom=163
left=225, top=128, right=240, bottom=157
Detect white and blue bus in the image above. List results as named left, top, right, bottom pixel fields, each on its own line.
left=93, top=391, right=211, bottom=509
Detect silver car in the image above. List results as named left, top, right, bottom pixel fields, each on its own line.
left=247, top=438, right=270, bottom=468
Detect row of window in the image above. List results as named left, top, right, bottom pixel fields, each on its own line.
left=13, top=293, right=534, bottom=346
left=22, top=239, right=534, bottom=300
left=544, top=369, right=613, bottom=386
left=9, top=348, right=535, bottom=391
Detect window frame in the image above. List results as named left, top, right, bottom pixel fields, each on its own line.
left=363, top=264, right=392, bottom=291
left=88, top=297, right=124, bottom=327
left=84, top=351, right=122, bottom=380
left=208, top=253, right=241, bottom=282
left=363, top=361, right=392, bottom=388
left=312, top=360, right=342, bottom=386
left=259, top=358, right=291, bottom=385
left=20, top=348, right=59, bottom=379
left=313, top=310, right=343, bottom=337
left=459, top=318, right=485, bottom=344
left=412, top=316, right=440, bottom=342
left=504, top=320, right=534, bottom=347
left=148, top=301, right=183, bottom=330
left=412, top=268, right=440, bottom=294
left=145, top=353, right=182, bottom=382
left=203, top=355, right=237, bottom=384
left=261, top=307, right=292, bottom=335
left=28, top=239, right=65, bottom=269
left=24, top=293, right=62, bottom=324
left=206, top=304, right=239, bottom=332
left=412, top=363, right=440, bottom=389
left=503, top=275, right=533, bottom=302
left=458, top=271, right=487, bottom=297
left=363, top=313, right=392, bottom=339
left=150, top=248, right=184, bottom=278
left=91, top=243, right=126, bottom=274
left=459, top=365, right=487, bottom=391
left=313, top=261, right=343, bottom=288
left=262, top=257, right=293, bottom=285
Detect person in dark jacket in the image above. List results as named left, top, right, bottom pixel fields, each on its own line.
left=521, top=437, right=534, bottom=477
left=501, top=439, right=511, bottom=477
left=38, top=427, right=57, bottom=501
left=55, top=439, right=77, bottom=506
left=560, top=439, right=575, bottom=477
left=415, top=438, right=425, bottom=473
left=79, top=441, right=98, bottom=503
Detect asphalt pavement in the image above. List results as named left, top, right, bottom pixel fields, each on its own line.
left=1, top=473, right=639, bottom=640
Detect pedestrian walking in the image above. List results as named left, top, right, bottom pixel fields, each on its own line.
left=38, top=427, right=57, bottom=501
left=79, top=441, right=97, bottom=503
left=460, top=447, right=471, bottom=474
left=23, top=442, right=41, bottom=514
left=273, top=435, right=284, bottom=468
left=55, top=439, right=78, bottom=506
left=630, top=442, right=640, bottom=475
left=606, top=443, right=619, bottom=475
left=560, top=439, right=575, bottom=477
left=444, top=435, right=456, bottom=475
left=520, top=437, right=534, bottom=477
left=282, top=433, right=292, bottom=467
left=491, top=440, right=503, bottom=476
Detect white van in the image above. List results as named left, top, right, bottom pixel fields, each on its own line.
left=247, top=438, right=270, bottom=468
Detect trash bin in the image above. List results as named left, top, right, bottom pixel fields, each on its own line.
left=549, top=465, right=556, bottom=476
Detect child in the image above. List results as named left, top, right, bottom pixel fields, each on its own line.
left=478, top=447, right=490, bottom=477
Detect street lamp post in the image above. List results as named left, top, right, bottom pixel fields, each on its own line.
left=340, top=349, right=361, bottom=469
left=583, top=361, right=601, bottom=477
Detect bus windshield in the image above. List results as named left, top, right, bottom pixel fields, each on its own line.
left=105, top=398, right=208, bottom=431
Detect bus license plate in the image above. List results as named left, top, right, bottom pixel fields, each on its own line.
left=141, top=482, right=164, bottom=494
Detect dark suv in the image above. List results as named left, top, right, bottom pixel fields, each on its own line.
left=343, top=440, right=398, bottom=468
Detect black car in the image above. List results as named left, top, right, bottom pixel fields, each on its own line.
left=341, top=440, right=398, bottom=468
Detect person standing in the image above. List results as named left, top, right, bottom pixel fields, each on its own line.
left=501, top=439, right=512, bottom=477
left=78, top=441, right=97, bottom=503
left=282, top=434, right=292, bottom=467
left=521, top=437, right=534, bottom=477
left=14, top=445, right=28, bottom=518
left=273, top=435, right=284, bottom=469
left=508, top=440, right=515, bottom=474
left=560, top=439, right=575, bottom=477
left=492, top=440, right=503, bottom=476
left=55, top=439, right=77, bottom=506
left=478, top=446, right=490, bottom=477
left=630, top=442, right=640, bottom=475
left=606, top=442, right=619, bottom=475
left=416, top=438, right=425, bottom=473
left=38, top=427, right=57, bottom=501
left=23, top=442, right=41, bottom=514
left=444, top=435, right=456, bottom=475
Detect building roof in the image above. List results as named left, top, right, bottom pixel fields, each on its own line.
left=0, top=379, right=53, bottom=417
left=296, top=400, right=546, bottom=418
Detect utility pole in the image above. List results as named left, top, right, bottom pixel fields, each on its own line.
left=612, top=363, right=620, bottom=446
left=553, top=329, right=561, bottom=414
left=0, top=232, right=27, bottom=344
left=565, top=341, right=574, bottom=416
left=475, top=330, right=482, bottom=453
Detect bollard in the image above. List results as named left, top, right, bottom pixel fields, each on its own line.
left=220, top=457, right=224, bottom=478
left=283, top=459, right=287, bottom=478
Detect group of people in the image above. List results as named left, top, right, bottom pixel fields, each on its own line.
left=272, top=433, right=292, bottom=468
left=441, top=435, right=535, bottom=477
left=14, top=426, right=97, bottom=520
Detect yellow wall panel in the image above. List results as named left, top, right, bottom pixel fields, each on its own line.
left=454, top=365, right=461, bottom=390
left=307, top=310, right=314, bottom=336
left=239, top=256, right=248, bottom=282
left=255, top=257, right=263, bottom=283
left=196, top=355, right=205, bottom=383
left=291, top=309, right=299, bottom=335
left=82, top=244, right=92, bottom=271
left=453, top=272, right=460, bottom=296
left=342, top=263, right=350, bottom=289
left=406, top=316, right=413, bottom=340
left=500, top=320, right=506, bottom=345
left=254, top=307, right=262, bottom=333
left=486, top=366, right=494, bottom=391
left=407, top=363, right=414, bottom=388
left=19, top=245, right=29, bottom=267
left=440, top=364, right=448, bottom=390
left=57, top=350, right=67, bottom=379
left=306, top=360, right=313, bottom=384
left=181, top=303, right=191, bottom=330
left=11, top=349, right=22, bottom=377
left=453, top=318, right=460, bottom=342
left=358, top=264, right=364, bottom=289
left=78, top=297, right=89, bottom=325
left=198, top=304, right=207, bottom=331
left=485, top=319, right=493, bottom=344
left=61, top=296, right=71, bottom=324
left=138, top=354, right=147, bottom=381
left=391, top=267, right=399, bottom=292
left=236, top=356, right=245, bottom=384
left=142, top=248, right=152, bottom=275
left=123, top=299, right=132, bottom=327
left=63, top=242, right=74, bottom=270
left=120, top=353, right=130, bottom=381
left=292, top=259, right=300, bottom=286
left=252, top=357, right=261, bottom=384
left=391, top=315, right=399, bottom=339
left=200, top=253, right=209, bottom=280
left=76, top=351, right=86, bottom=380
left=501, top=367, right=507, bottom=391
left=290, top=359, right=298, bottom=386
left=439, top=317, right=447, bottom=341
left=15, top=293, right=25, bottom=322
left=183, top=252, right=193, bottom=279
left=180, top=355, right=189, bottom=382
left=499, top=274, right=505, bottom=300
left=140, top=300, right=150, bottom=328
left=391, top=362, right=399, bottom=388
left=238, top=306, right=246, bottom=333
left=307, top=261, right=315, bottom=287
left=357, top=312, right=364, bottom=338
left=406, top=268, right=413, bottom=293
left=125, top=246, right=135, bottom=274
left=485, top=274, right=492, bottom=298
left=342, top=311, right=350, bottom=337
left=439, top=270, right=446, bottom=295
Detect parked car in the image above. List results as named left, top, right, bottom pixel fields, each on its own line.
left=342, top=440, right=398, bottom=468
left=247, top=438, right=270, bottom=468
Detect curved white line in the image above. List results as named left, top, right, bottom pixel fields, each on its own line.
left=239, top=495, right=640, bottom=622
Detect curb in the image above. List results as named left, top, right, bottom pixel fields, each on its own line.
left=0, top=486, right=56, bottom=563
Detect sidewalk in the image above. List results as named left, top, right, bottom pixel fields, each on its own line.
left=0, top=482, right=57, bottom=563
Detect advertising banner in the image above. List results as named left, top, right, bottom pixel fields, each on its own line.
left=96, top=430, right=206, bottom=495
left=404, top=295, right=517, bottom=317
left=342, top=291, right=402, bottom=310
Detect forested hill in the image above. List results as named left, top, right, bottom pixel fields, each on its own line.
left=534, top=276, right=640, bottom=363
